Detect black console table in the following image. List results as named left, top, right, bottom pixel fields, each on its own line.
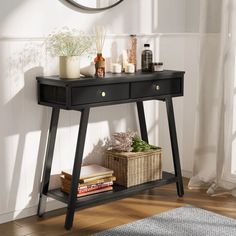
left=36, top=70, right=185, bottom=230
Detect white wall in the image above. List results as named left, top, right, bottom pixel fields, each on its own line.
left=0, top=0, right=200, bottom=37
left=0, top=0, right=220, bottom=223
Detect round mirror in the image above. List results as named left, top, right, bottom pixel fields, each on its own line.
left=65, top=0, right=124, bottom=11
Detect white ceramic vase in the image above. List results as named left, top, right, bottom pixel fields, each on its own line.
left=59, top=56, right=80, bottom=79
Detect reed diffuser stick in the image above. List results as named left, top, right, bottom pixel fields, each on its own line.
left=95, top=26, right=106, bottom=53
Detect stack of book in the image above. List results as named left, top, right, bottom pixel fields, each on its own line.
left=60, top=164, right=115, bottom=197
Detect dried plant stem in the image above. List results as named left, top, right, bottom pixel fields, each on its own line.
left=95, top=26, right=106, bottom=53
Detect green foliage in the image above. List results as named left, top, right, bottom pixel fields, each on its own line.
left=131, top=137, right=160, bottom=152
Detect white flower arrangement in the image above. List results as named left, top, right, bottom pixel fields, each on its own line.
left=46, top=27, right=94, bottom=57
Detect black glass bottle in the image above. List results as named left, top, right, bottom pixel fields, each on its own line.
left=141, top=44, right=153, bottom=72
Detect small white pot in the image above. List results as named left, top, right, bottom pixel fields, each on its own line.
left=59, top=56, right=80, bottom=79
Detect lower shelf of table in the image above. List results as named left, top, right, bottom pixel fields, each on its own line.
left=47, top=171, right=177, bottom=210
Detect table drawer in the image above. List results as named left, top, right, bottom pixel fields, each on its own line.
left=131, top=78, right=182, bottom=99
left=71, top=83, right=129, bottom=105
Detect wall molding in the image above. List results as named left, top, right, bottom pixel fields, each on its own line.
left=0, top=33, right=219, bottom=42
left=182, top=170, right=193, bottom=179
left=169, top=170, right=192, bottom=179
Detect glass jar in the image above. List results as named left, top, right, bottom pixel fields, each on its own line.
left=153, top=62, right=164, bottom=72
left=141, top=44, right=153, bottom=72
left=94, top=53, right=105, bottom=78
left=128, top=34, right=137, bottom=71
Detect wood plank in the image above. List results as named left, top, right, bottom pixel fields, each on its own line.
left=1, top=178, right=236, bottom=236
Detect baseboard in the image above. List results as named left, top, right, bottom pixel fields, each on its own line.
left=182, top=170, right=193, bottom=179
left=165, top=169, right=193, bottom=179
left=0, top=200, right=66, bottom=224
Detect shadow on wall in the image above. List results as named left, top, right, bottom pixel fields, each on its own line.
left=0, top=0, right=163, bottom=221
left=1, top=46, right=138, bottom=221
left=0, top=0, right=28, bottom=23
left=0, top=66, right=48, bottom=220
left=83, top=139, right=108, bottom=166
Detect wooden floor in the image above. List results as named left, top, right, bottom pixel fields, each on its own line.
left=1, top=178, right=236, bottom=236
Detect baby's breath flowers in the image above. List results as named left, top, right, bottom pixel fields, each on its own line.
left=46, top=27, right=94, bottom=57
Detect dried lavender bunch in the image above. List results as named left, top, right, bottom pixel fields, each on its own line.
left=107, top=131, right=137, bottom=152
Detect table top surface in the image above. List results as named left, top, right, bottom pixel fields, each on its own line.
left=36, top=70, right=185, bottom=87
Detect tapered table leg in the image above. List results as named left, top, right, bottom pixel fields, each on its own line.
left=136, top=101, right=149, bottom=143
left=165, top=97, right=184, bottom=197
left=38, top=108, right=60, bottom=216
left=64, top=108, right=90, bottom=230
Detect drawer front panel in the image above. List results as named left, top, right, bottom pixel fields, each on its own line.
left=71, top=83, right=129, bottom=105
left=131, top=78, right=182, bottom=99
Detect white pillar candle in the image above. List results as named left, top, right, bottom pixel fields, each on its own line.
left=125, top=63, right=135, bottom=73
left=122, top=50, right=128, bottom=71
left=111, top=63, right=122, bottom=73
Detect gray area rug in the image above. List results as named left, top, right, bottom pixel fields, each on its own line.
left=92, top=205, right=236, bottom=236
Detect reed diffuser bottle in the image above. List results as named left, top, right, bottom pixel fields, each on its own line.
left=94, top=53, right=105, bottom=77
left=94, top=26, right=106, bottom=78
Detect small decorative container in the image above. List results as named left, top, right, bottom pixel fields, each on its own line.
left=111, top=63, right=122, bottom=74
left=59, top=56, right=80, bottom=79
left=125, top=63, right=135, bottom=74
left=94, top=53, right=105, bottom=78
left=105, top=149, right=162, bottom=188
left=153, top=62, right=164, bottom=72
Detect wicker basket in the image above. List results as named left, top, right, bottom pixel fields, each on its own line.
left=105, top=149, right=162, bottom=187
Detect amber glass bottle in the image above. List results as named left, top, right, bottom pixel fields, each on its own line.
left=94, top=53, right=105, bottom=78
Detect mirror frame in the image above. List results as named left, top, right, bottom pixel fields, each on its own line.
left=65, top=0, right=124, bottom=11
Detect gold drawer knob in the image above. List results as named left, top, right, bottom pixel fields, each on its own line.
left=155, top=85, right=160, bottom=91
left=101, top=91, right=106, bottom=97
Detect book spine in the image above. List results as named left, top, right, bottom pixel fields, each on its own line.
left=77, top=186, right=113, bottom=197
left=61, top=186, right=113, bottom=197
left=61, top=172, right=113, bottom=183
left=78, top=182, right=113, bottom=193
left=60, top=175, right=116, bottom=187
left=62, top=182, right=113, bottom=194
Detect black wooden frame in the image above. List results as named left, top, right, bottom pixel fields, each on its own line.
left=65, top=0, right=124, bottom=11
left=36, top=71, right=185, bottom=230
